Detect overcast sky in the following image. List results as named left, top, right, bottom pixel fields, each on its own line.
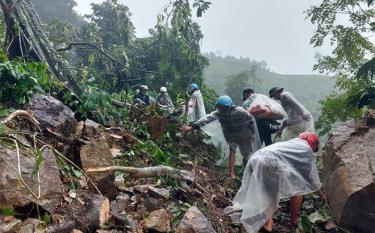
left=74, top=0, right=329, bottom=74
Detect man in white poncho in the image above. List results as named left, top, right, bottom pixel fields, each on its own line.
left=187, top=83, right=206, bottom=121
left=226, top=132, right=326, bottom=233
left=269, top=87, right=315, bottom=141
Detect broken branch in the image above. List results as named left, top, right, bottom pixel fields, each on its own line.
left=87, top=165, right=195, bottom=182
left=1, top=110, right=39, bottom=126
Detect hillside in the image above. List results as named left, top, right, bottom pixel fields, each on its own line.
left=203, top=53, right=335, bottom=120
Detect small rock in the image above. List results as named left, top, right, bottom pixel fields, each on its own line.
left=69, top=190, right=77, bottom=199
left=143, top=209, right=172, bottom=232
left=177, top=206, right=216, bottom=233
left=111, top=148, right=122, bottom=157
left=111, top=193, right=131, bottom=213
left=144, top=197, right=161, bottom=212
left=134, top=184, right=152, bottom=195
left=149, top=186, right=170, bottom=200
left=71, top=229, right=84, bottom=233
left=84, top=119, right=100, bottom=137
left=75, top=121, right=84, bottom=137
left=6, top=218, right=44, bottom=233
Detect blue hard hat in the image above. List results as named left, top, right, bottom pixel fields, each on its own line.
left=190, top=83, right=199, bottom=90
left=216, top=95, right=232, bottom=107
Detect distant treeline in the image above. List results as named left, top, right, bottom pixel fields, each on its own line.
left=203, top=53, right=336, bottom=120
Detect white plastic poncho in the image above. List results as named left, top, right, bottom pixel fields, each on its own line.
left=188, top=90, right=206, bottom=121
left=245, top=94, right=286, bottom=120
left=280, top=92, right=315, bottom=140
left=156, top=93, right=175, bottom=113
left=194, top=107, right=261, bottom=166
left=226, top=138, right=321, bottom=233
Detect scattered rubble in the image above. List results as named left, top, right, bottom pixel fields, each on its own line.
left=177, top=206, right=216, bottom=233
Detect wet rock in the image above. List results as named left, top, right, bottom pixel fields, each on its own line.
left=148, top=187, right=170, bottom=200
left=80, top=136, right=116, bottom=197
left=144, top=197, right=160, bottom=212
left=0, top=146, right=64, bottom=213
left=177, top=206, right=216, bottom=233
left=25, top=95, right=77, bottom=137
left=143, top=209, right=172, bottom=232
left=75, top=121, right=84, bottom=137
left=84, top=119, right=100, bottom=137
left=110, top=193, right=131, bottom=213
left=1, top=218, right=44, bottom=233
left=323, top=115, right=375, bottom=233
left=71, top=230, right=84, bottom=233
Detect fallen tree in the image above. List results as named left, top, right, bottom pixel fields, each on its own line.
left=0, top=0, right=81, bottom=95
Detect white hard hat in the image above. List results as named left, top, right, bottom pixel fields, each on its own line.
left=139, top=85, right=148, bottom=90
left=160, top=86, right=167, bottom=92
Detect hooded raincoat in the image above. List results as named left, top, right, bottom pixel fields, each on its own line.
left=280, top=92, right=315, bottom=140
left=188, top=90, right=206, bottom=121
left=226, top=138, right=321, bottom=233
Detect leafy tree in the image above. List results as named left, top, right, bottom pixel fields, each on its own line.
left=307, top=0, right=375, bottom=133
left=31, top=0, right=84, bottom=26
left=224, top=68, right=261, bottom=105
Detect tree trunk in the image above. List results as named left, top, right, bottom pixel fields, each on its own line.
left=0, top=0, right=81, bottom=96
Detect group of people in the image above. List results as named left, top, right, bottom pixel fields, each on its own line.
left=132, top=82, right=325, bottom=232
left=133, top=84, right=175, bottom=113
left=181, top=84, right=325, bottom=233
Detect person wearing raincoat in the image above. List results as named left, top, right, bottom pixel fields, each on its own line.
left=226, top=132, right=326, bottom=233
left=187, top=83, right=206, bottom=121
left=133, top=85, right=153, bottom=106
left=269, top=87, right=315, bottom=141
left=182, top=95, right=260, bottom=179
left=156, top=86, right=175, bottom=113
left=243, top=87, right=281, bottom=146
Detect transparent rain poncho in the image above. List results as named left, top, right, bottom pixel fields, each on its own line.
left=195, top=107, right=261, bottom=166
left=245, top=94, right=286, bottom=120
left=280, top=92, right=315, bottom=140
left=156, top=93, right=175, bottom=113
left=226, top=138, right=321, bottom=233
left=188, top=90, right=206, bottom=122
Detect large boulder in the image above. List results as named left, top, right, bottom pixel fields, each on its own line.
left=80, top=136, right=116, bottom=196
left=25, top=95, right=77, bottom=137
left=0, top=146, right=64, bottom=213
left=177, top=206, right=216, bottom=233
left=323, top=114, right=375, bottom=233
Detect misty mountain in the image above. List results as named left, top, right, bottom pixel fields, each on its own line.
left=203, top=53, right=335, bottom=120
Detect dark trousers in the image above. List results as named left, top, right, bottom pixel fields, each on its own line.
left=257, top=119, right=279, bottom=146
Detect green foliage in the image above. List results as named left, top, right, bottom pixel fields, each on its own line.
left=77, top=87, right=125, bottom=124
left=134, top=140, right=172, bottom=166
left=299, top=214, right=313, bottom=233
left=31, top=148, right=43, bottom=177
left=0, top=61, right=59, bottom=106
left=0, top=207, right=14, bottom=216
left=307, top=0, right=375, bottom=133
